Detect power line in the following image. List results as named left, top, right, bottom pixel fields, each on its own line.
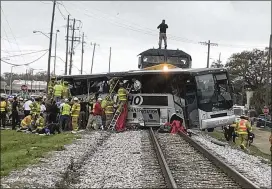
left=58, top=1, right=72, bottom=15
left=1, top=50, right=49, bottom=66
left=2, top=49, right=49, bottom=59
left=56, top=3, right=66, bottom=20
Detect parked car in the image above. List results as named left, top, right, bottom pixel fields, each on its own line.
left=256, top=114, right=272, bottom=128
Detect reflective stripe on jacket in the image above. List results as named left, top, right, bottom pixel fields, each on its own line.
left=29, top=102, right=41, bottom=114
left=35, top=117, right=45, bottom=129
left=71, top=103, right=80, bottom=117
left=62, top=86, right=70, bottom=98
left=54, top=84, right=63, bottom=97
left=118, top=87, right=127, bottom=101
left=61, top=103, right=71, bottom=115
left=0, top=101, right=7, bottom=112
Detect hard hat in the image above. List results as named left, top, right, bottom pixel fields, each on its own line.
left=98, top=97, right=102, bottom=101
left=64, top=81, right=68, bottom=85
left=19, top=97, right=24, bottom=101
left=74, top=97, right=79, bottom=101
left=51, top=76, right=56, bottom=80
left=64, top=98, right=69, bottom=102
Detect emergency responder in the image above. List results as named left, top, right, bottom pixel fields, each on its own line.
left=0, top=96, right=7, bottom=129
left=29, top=97, right=41, bottom=115
left=235, top=115, right=252, bottom=149
left=71, top=97, right=80, bottom=133
left=62, top=81, right=71, bottom=99
left=79, top=98, right=87, bottom=129
left=17, top=113, right=35, bottom=132
left=117, top=82, right=128, bottom=113
left=86, top=96, right=96, bottom=131
left=108, top=77, right=119, bottom=93
left=11, top=97, right=20, bottom=130
left=92, top=97, right=103, bottom=130
left=102, top=95, right=115, bottom=130
left=48, top=76, right=56, bottom=98
left=53, top=81, right=63, bottom=103
left=32, top=114, right=45, bottom=134
left=60, top=98, right=71, bottom=131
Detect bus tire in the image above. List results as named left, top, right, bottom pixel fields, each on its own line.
left=207, top=128, right=214, bottom=132
left=201, top=129, right=205, bottom=131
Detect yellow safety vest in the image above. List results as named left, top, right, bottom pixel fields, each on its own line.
left=21, top=115, right=32, bottom=128
left=54, top=84, right=63, bottom=97
left=0, top=101, right=7, bottom=112
left=30, top=102, right=41, bottom=114
left=236, top=119, right=250, bottom=135
left=61, top=103, right=71, bottom=115
left=105, top=100, right=114, bottom=114
left=71, top=103, right=80, bottom=117
left=118, top=87, right=127, bottom=101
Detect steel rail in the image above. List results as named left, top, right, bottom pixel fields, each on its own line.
left=149, top=128, right=178, bottom=188
left=178, top=131, right=260, bottom=189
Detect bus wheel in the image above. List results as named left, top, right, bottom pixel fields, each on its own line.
left=207, top=128, right=214, bottom=132
left=201, top=129, right=205, bottom=131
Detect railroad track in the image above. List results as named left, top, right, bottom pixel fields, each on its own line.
left=149, top=128, right=259, bottom=189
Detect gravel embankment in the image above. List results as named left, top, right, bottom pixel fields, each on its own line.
left=0, top=131, right=110, bottom=188
left=192, top=134, right=271, bottom=189
left=157, top=133, right=240, bottom=188
left=70, top=130, right=165, bottom=188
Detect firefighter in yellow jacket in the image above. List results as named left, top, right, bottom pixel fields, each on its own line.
left=235, top=115, right=252, bottom=149
left=32, top=114, right=45, bottom=134
left=17, top=113, right=35, bottom=131
left=53, top=81, right=63, bottom=103
left=71, top=97, right=81, bottom=133
left=62, top=81, right=71, bottom=99
left=29, top=97, right=41, bottom=115
left=117, top=82, right=128, bottom=113
left=48, top=76, right=56, bottom=98
left=102, top=95, right=115, bottom=129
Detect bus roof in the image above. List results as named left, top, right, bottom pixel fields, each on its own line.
left=138, top=48, right=192, bottom=61
left=58, top=67, right=227, bottom=80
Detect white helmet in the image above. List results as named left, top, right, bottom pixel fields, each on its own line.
left=19, top=97, right=24, bottom=101
left=74, top=97, right=79, bottom=101
left=64, top=98, right=69, bottom=102
left=98, top=97, right=102, bottom=101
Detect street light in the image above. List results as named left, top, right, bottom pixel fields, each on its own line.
left=33, top=30, right=50, bottom=39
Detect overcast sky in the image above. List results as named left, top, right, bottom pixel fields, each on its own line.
left=1, top=1, right=271, bottom=76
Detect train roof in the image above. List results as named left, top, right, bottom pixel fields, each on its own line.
left=58, top=67, right=227, bottom=80
left=138, top=48, right=192, bottom=61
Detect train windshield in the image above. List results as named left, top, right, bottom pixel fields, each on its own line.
left=196, top=73, right=233, bottom=112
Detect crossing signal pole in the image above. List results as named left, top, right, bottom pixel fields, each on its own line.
left=90, top=42, right=99, bottom=74
left=199, top=40, right=218, bottom=68
left=80, top=32, right=85, bottom=74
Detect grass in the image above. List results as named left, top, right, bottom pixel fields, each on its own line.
left=205, top=129, right=271, bottom=162
left=0, top=130, right=80, bottom=177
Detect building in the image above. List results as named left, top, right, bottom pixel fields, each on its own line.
left=11, top=80, right=47, bottom=93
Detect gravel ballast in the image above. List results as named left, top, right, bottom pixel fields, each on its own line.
left=0, top=131, right=110, bottom=188
left=192, top=134, right=271, bottom=189
left=70, top=130, right=165, bottom=188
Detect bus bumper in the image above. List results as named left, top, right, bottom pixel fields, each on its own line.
left=201, top=115, right=236, bottom=129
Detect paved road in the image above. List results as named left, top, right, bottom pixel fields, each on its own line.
left=252, top=127, right=271, bottom=155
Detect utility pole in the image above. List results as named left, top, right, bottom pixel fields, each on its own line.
left=199, top=40, right=218, bottom=68
left=108, top=47, right=112, bottom=73
left=80, top=32, right=85, bottom=74
left=69, top=18, right=76, bottom=75
left=53, top=29, right=59, bottom=75
left=90, top=42, right=99, bottom=74
left=265, top=34, right=272, bottom=106
left=46, top=0, right=56, bottom=92
left=65, top=14, right=70, bottom=75
left=218, top=52, right=221, bottom=63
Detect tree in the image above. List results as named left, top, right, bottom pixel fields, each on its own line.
left=225, top=48, right=269, bottom=90
left=210, top=59, right=224, bottom=68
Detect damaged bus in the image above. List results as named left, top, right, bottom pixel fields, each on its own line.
left=59, top=67, right=235, bottom=132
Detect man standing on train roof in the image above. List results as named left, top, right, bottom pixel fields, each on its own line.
left=157, top=19, right=168, bottom=49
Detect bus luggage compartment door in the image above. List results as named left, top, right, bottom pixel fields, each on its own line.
left=141, top=109, right=160, bottom=126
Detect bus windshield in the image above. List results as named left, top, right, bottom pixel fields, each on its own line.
left=196, top=73, right=232, bottom=111
left=233, top=108, right=243, bottom=116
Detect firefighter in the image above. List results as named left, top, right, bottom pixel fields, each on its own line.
left=60, top=98, right=71, bottom=131
left=17, top=113, right=35, bottom=131
left=102, top=95, right=115, bottom=130
left=235, top=115, right=252, bottom=149
left=86, top=96, right=96, bottom=131
left=92, top=97, right=103, bottom=130
left=53, top=81, right=63, bottom=103
left=32, top=113, right=45, bottom=134
left=0, top=96, right=7, bottom=129
left=29, top=97, right=41, bottom=115
left=48, top=76, right=56, bottom=98
left=108, top=77, right=119, bottom=93
left=62, top=81, right=71, bottom=99
left=117, top=82, right=128, bottom=113
left=71, top=97, right=81, bottom=133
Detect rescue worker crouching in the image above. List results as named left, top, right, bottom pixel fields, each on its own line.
left=60, top=98, right=71, bottom=131
left=32, top=113, right=46, bottom=134
left=17, top=113, right=35, bottom=132
left=71, top=97, right=81, bottom=133
left=0, top=96, right=7, bottom=129
left=235, top=115, right=252, bottom=149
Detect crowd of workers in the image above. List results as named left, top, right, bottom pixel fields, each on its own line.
left=0, top=76, right=129, bottom=135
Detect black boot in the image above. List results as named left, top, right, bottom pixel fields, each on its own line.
left=165, top=45, right=167, bottom=49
